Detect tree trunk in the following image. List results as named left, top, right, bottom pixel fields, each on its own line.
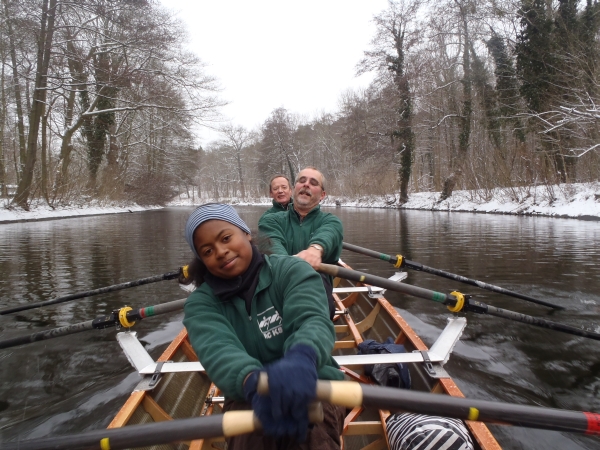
left=440, top=0, right=472, bottom=201
left=236, top=152, right=245, bottom=198
left=41, top=111, right=49, bottom=202
left=12, top=0, right=57, bottom=208
left=0, top=46, right=6, bottom=197
left=3, top=0, right=27, bottom=177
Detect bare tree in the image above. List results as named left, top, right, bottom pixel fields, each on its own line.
left=12, top=0, right=57, bottom=209
left=219, top=124, right=255, bottom=199
left=259, top=108, right=299, bottom=184
left=358, top=0, right=423, bottom=203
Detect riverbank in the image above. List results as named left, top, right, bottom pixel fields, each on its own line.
left=2, top=182, right=599, bottom=223
left=327, top=182, right=600, bottom=221
left=0, top=199, right=162, bottom=224
left=168, top=182, right=600, bottom=221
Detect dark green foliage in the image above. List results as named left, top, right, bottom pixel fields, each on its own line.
left=556, top=0, right=580, bottom=43
left=516, top=0, right=557, bottom=113
left=514, top=0, right=600, bottom=181
left=579, top=0, right=600, bottom=96
left=485, top=34, right=526, bottom=143
left=471, top=45, right=503, bottom=151
left=80, top=51, right=119, bottom=187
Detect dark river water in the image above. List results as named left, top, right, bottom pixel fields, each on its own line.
left=0, top=206, right=599, bottom=449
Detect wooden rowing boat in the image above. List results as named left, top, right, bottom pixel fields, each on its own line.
left=108, top=261, right=502, bottom=450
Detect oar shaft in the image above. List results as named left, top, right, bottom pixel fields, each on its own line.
left=320, top=380, right=600, bottom=435
left=342, top=242, right=401, bottom=265
left=0, top=320, right=95, bottom=350
left=255, top=376, right=600, bottom=435
left=321, top=264, right=600, bottom=341
left=0, top=411, right=258, bottom=450
left=0, top=271, right=181, bottom=315
left=136, top=298, right=187, bottom=318
left=483, top=303, right=600, bottom=341
left=3, top=402, right=324, bottom=450
left=342, top=242, right=564, bottom=310
left=0, top=298, right=187, bottom=350
left=318, top=263, right=454, bottom=305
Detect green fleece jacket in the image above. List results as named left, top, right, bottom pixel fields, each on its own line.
left=261, top=199, right=291, bottom=218
left=258, top=205, right=343, bottom=264
left=183, top=254, right=343, bottom=401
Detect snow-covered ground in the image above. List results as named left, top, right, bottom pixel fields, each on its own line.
left=2, top=182, right=599, bottom=223
left=328, top=182, right=600, bottom=221
left=0, top=198, right=162, bottom=223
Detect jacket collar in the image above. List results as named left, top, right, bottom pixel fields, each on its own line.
left=292, top=204, right=321, bottom=222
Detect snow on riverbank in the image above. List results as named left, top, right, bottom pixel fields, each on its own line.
left=0, top=198, right=161, bottom=224
left=169, top=182, right=600, bottom=221
left=2, top=182, right=599, bottom=223
left=328, top=182, right=600, bottom=221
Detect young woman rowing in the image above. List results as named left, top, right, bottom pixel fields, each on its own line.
left=182, top=203, right=345, bottom=449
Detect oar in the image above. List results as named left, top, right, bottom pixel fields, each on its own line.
left=0, top=269, right=183, bottom=315
left=342, top=242, right=564, bottom=310
left=318, top=264, right=600, bottom=341
left=1, top=404, right=324, bottom=450
left=0, top=410, right=257, bottom=450
left=256, top=376, right=600, bottom=436
left=0, top=298, right=187, bottom=350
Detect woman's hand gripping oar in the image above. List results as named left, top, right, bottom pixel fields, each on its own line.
left=318, top=263, right=600, bottom=341
left=342, top=242, right=564, bottom=310
left=0, top=267, right=187, bottom=315
left=257, top=375, right=600, bottom=436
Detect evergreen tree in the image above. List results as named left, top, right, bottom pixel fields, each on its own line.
left=515, top=0, right=557, bottom=114
left=471, top=44, right=502, bottom=152
left=486, top=33, right=526, bottom=143
left=579, top=0, right=600, bottom=97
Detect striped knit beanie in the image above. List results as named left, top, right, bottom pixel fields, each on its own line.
left=185, top=203, right=251, bottom=259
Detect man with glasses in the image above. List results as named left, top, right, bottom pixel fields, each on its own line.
left=259, top=167, right=343, bottom=318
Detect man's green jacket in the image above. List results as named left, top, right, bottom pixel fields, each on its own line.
left=258, top=205, right=343, bottom=264
left=260, top=199, right=291, bottom=218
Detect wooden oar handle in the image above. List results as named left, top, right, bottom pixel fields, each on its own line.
left=224, top=407, right=324, bottom=435
left=256, top=373, right=324, bottom=423
left=258, top=374, right=356, bottom=405
left=222, top=411, right=258, bottom=437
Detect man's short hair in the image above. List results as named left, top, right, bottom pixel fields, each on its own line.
left=296, top=166, right=326, bottom=191
left=268, top=174, right=291, bottom=192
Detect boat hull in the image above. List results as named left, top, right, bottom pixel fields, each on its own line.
left=109, top=264, right=501, bottom=450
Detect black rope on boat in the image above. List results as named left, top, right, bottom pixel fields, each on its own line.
left=342, top=242, right=564, bottom=310
left=0, top=269, right=183, bottom=315
left=319, top=263, right=600, bottom=342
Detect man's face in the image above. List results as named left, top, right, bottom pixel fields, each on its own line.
left=293, top=168, right=325, bottom=211
left=269, top=177, right=291, bottom=205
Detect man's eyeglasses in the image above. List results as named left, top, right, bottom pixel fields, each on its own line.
left=295, top=176, right=322, bottom=188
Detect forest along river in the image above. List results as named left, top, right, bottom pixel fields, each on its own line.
left=0, top=206, right=599, bottom=449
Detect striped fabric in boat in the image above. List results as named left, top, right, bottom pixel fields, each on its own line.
left=386, top=413, right=474, bottom=450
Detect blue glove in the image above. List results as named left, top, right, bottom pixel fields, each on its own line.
left=243, top=345, right=318, bottom=442
left=265, top=344, right=318, bottom=441
left=243, top=370, right=300, bottom=438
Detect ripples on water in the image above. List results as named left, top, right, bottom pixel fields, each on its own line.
left=0, top=206, right=599, bottom=449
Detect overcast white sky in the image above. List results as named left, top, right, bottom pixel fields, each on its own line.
left=159, top=0, right=389, bottom=146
